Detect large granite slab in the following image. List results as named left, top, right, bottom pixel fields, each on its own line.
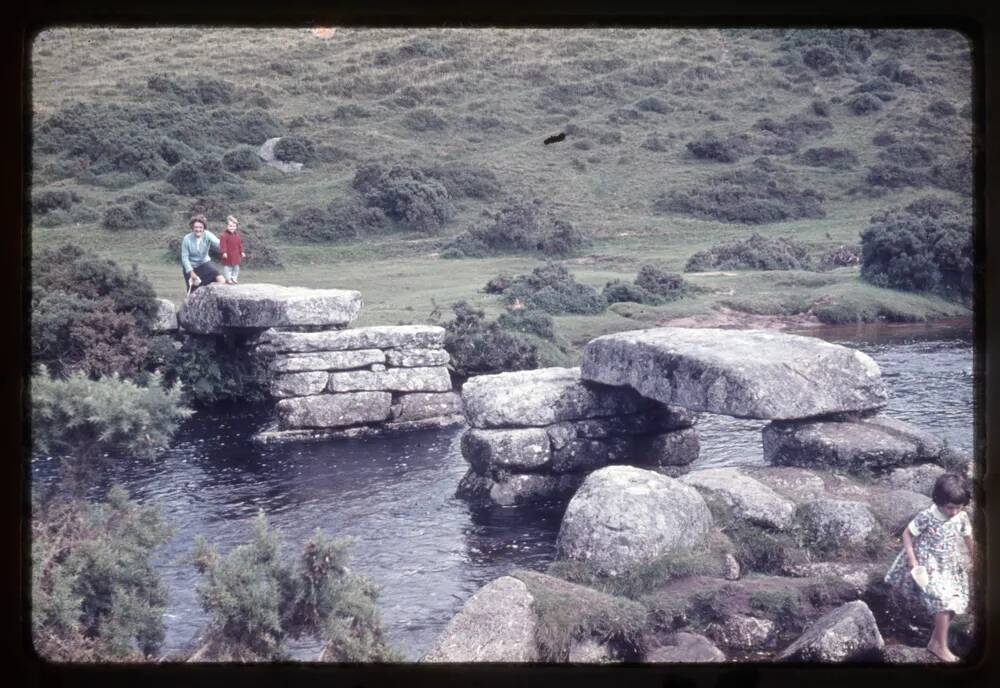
left=581, top=327, right=887, bottom=420
left=256, top=325, right=445, bottom=353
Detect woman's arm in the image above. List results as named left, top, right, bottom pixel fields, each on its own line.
left=181, top=236, right=193, bottom=273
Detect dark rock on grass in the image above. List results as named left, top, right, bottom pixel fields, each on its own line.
left=775, top=601, right=884, bottom=662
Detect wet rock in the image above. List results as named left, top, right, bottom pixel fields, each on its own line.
left=392, top=392, right=463, bottom=422
left=461, top=428, right=551, bottom=473
left=257, top=324, right=445, bottom=353
left=489, top=472, right=585, bottom=507
left=682, top=467, right=796, bottom=530
left=707, top=614, right=775, bottom=651
left=422, top=576, right=539, bottom=662
left=386, top=348, right=451, bottom=367
left=776, top=600, right=884, bottom=662
left=633, top=428, right=701, bottom=468
left=879, top=464, right=947, bottom=497
left=644, top=633, right=726, bottom=663
left=276, top=391, right=392, bottom=429
left=763, top=416, right=947, bottom=472
left=550, top=437, right=633, bottom=473
left=179, top=283, right=363, bottom=334
left=581, top=327, right=887, bottom=420
left=152, top=298, right=178, bottom=333
left=327, top=366, right=452, bottom=393
left=556, top=465, right=713, bottom=575
left=797, top=499, right=879, bottom=549
left=269, top=371, right=328, bottom=398
left=462, top=367, right=666, bottom=429
left=456, top=469, right=495, bottom=500
left=269, top=349, right=385, bottom=373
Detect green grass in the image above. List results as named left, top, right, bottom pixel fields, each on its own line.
left=30, top=28, right=973, bottom=348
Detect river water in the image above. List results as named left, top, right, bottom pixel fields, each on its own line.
left=30, top=323, right=976, bottom=660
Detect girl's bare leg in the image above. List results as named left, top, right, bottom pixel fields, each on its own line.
left=927, top=611, right=959, bottom=662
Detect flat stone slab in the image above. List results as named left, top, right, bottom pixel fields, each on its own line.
left=269, top=349, right=386, bottom=373
left=462, top=367, right=690, bottom=429
left=276, top=391, right=391, bottom=429
left=391, top=392, right=463, bottom=422
left=327, top=366, right=452, bottom=393
left=763, top=415, right=947, bottom=472
left=386, top=348, right=451, bottom=368
left=252, top=414, right=464, bottom=444
left=256, top=325, right=445, bottom=353
left=179, top=283, right=363, bottom=334
left=681, top=467, right=796, bottom=531
left=581, top=327, right=887, bottom=420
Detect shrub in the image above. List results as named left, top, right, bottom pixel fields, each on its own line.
left=927, top=99, right=957, bottom=117
left=686, top=132, right=749, bottom=162
left=277, top=206, right=330, bottom=240
left=166, top=161, right=208, bottom=196
left=930, top=157, right=973, bottom=196
left=102, top=205, right=135, bottom=230
left=273, top=135, right=315, bottom=163
left=873, top=58, right=922, bottom=86
left=872, top=131, right=897, bottom=147
left=222, top=146, right=261, bottom=172
left=655, top=158, right=825, bottom=224
left=147, top=74, right=236, bottom=105
left=794, top=147, right=858, bottom=170
left=501, top=263, right=606, bottom=315
left=641, top=134, right=669, bottom=152
left=846, top=93, right=884, bottom=115
left=860, top=196, right=973, bottom=304
left=849, top=77, right=896, bottom=101
left=602, top=280, right=660, bottom=305
left=811, top=100, right=830, bottom=117
left=866, top=163, right=927, bottom=190
left=818, top=244, right=861, bottom=270
left=31, top=487, right=171, bottom=661
left=31, top=368, right=190, bottom=463
left=32, top=189, right=79, bottom=215
left=686, top=233, right=814, bottom=272
left=129, top=197, right=172, bottom=228
left=240, top=226, right=283, bottom=267
left=359, top=165, right=455, bottom=233
left=158, top=334, right=271, bottom=407
left=442, top=199, right=588, bottom=257
left=877, top=143, right=935, bottom=168
left=423, top=162, right=501, bottom=199
left=496, top=307, right=556, bottom=341
left=191, top=512, right=398, bottom=662
left=443, top=301, right=539, bottom=378
left=635, top=96, right=673, bottom=113
left=753, top=114, right=833, bottom=144
left=635, top=264, right=688, bottom=300
left=402, top=108, right=447, bottom=132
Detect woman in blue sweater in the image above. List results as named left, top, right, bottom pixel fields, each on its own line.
left=180, top=214, right=226, bottom=292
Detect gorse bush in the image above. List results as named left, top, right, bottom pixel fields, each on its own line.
left=31, top=245, right=160, bottom=379
left=794, top=146, right=859, bottom=170
left=496, top=308, right=556, bottom=341
left=191, top=512, right=398, bottom=662
left=222, top=146, right=261, bottom=172
left=496, top=262, right=606, bottom=315
left=157, top=334, right=271, bottom=407
left=31, top=367, right=191, bottom=463
left=273, top=135, right=315, bottom=163
left=656, top=158, right=826, bottom=225
left=354, top=164, right=454, bottom=233
left=32, top=486, right=172, bottom=661
left=686, top=233, right=814, bottom=272
left=860, top=196, right=973, bottom=304
left=32, top=189, right=80, bottom=215
left=602, top=265, right=688, bottom=305
left=442, top=199, right=589, bottom=258
left=443, top=301, right=539, bottom=378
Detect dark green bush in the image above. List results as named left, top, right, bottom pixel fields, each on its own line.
left=443, top=301, right=539, bottom=378
left=846, top=93, right=884, bottom=115
left=687, top=132, right=750, bottom=162
left=635, top=265, right=688, bottom=300
left=496, top=308, right=556, bottom=341
left=686, top=233, right=814, bottom=272
left=423, top=162, right=501, bottom=199
left=500, top=263, right=606, bottom=315
left=222, top=146, right=261, bottom=172
left=191, top=512, right=398, bottom=662
left=31, top=487, right=172, bottom=661
left=129, top=198, right=172, bottom=228
left=239, top=226, right=283, bottom=268
left=442, top=199, right=588, bottom=258
left=655, top=159, right=826, bottom=225
left=102, top=205, right=135, bottom=230
left=358, top=165, right=455, bottom=233
left=866, top=163, right=927, bottom=190
left=273, top=135, right=315, bottom=163
left=32, top=189, right=80, bottom=215
left=634, top=95, right=673, bottom=113
left=402, top=108, right=447, bottom=132
left=849, top=77, right=896, bottom=102
left=930, top=157, right=973, bottom=196
left=877, top=143, right=935, bottom=168
left=860, top=196, right=973, bottom=304
left=158, top=334, right=271, bottom=407
left=166, top=161, right=208, bottom=196
left=794, top=147, right=858, bottom=170
left=602, top=279, right=660, bottom=305
left=147, top=74, right=236, bottom=105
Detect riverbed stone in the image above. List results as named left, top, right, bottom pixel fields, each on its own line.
left=462, top=367, right=663, bottom=429
left=763, top=415, right=947, bottom=472
left=152, top=298, right=178, bottom=333
left=776, top=600, right=884, bottom=662
left=633, top=428, right=701, bottom=468
left=269, top=349, right=385, bottom=373
left=681, top=468, right=797, bottom=531
left=270, top=371, right=329, bottom=398
left=644, top=633, right=727, bottom=663
left=867, top=489, right=932, bottom=535
left=489, top=473, right=585, bottom=507
left=567, top=638, right=617, bottom=663
left=456, top=469, right=495, bottom=501
left=882, top=644, right=942, bottom=664
left=179, top=283, right=363, bottom=334
left=781, top=562, right=883, bottom=597
left=556, top=465, right=713, bottom=575
left=256, top=324, right=445, bottom=353
left=422, top=576, right=539, bottom=662
left=391, top=392, right=462, bottom=422
left=550, top=437, right=633, bottom=473
left=276, top=391, right=392, bottom=429
left=879, top=464, right=947, bottom=497
left=386, top=348, right=451, bottom=368
left=461, top=428, right=552, bottom=473
left=797, top=499, right=879, bottom=550
left=581, top=327, right=887, bottom=420
left=327, top=366, right=452, bottom=393
left=707, top=614, right=776, bottom=651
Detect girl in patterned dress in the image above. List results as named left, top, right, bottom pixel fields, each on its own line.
left=884, top=473, right=974, bottom=662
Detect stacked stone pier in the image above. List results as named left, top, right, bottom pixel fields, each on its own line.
left=455, top=367, right=699, bottom=506
left=171, top=283, right=462, bottom=442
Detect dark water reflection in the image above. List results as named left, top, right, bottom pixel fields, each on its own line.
left=30, top=324, right=975, bottom=661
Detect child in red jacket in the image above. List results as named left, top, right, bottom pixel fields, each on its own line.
left=219, top=215, right=245, bottom=284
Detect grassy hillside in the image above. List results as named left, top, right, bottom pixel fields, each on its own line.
left=29, top=28, right=973, bottom=342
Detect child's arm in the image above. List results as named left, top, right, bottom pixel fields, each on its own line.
left=965, top=534, right=974, bottom=560
left=902, top=528, right=919, bottom=568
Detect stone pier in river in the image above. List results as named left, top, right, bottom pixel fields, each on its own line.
left=167, top=283, right=462, bottom=442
